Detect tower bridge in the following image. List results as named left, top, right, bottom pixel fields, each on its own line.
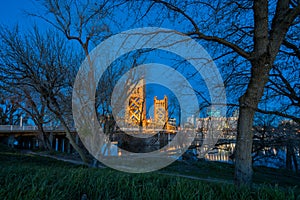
left=0, top=79, right=239, bottom=154
left=124, top=79, right=176, bottom=131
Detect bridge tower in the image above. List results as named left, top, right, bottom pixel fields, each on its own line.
left=125, top=79, right=146, bottom=127
left=154, top=95, right=168, bottom=128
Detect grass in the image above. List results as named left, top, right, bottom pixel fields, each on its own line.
left=162, top=159, right=300, bottom=189
left=0, top=144, right=299, bottom=200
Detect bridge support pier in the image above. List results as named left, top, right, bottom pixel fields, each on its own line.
left=55, top=138, right=59, bottom=151
left=62, top=138, right=65, bottom=152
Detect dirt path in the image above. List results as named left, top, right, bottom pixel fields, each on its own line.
left=27, top=151, right=89, bottom=166
left=158, top=172, right=233, bottom=184
left=25, top=150, right=233, bottom=185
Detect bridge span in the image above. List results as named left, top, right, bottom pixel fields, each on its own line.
left=0, top=125, right=179, bottom=152
left=0, top=125, right=76, bottom=136
left=0, top=125, right=236, bottom=157
left=0, top=125, right=77, bottom=152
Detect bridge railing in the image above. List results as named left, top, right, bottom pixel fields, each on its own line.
left=0, top=125, right=39, bottom=132
left=0, top=125, right=76, bottom=132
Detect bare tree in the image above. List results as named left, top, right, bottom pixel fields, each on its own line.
left=0, top=26, right=88, bottom=161
left=0, top=67, right=55, bottom=150
left=24, top=0, right=300, bottom=185
left=0, top=97, right=24, bottom=126
left=130, top=0, right=300, bottom=185
left=29, top=1, right=152, bottom=168
left=13, top=89, right=53, bottom=150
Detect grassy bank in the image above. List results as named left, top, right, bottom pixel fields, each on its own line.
left=0, top=145, right=299, bottom=200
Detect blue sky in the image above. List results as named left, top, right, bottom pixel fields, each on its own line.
left=0, top=2, right=181, bottom=120
left=0, top=1, right=33, bottom=27
left=0, top=1, right=224, bottom=124
left=0, top=1, right=53, bottom=32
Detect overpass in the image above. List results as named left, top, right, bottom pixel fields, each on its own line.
left=0, top=125, right=76, bottom=136
left=0, top=125, right=237, bottom=155
left=0, top=125, right=179, bottom=152
left=0, top=125, right=77, bottom=152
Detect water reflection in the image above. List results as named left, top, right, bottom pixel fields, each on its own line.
left=202, top=143, right=235, bottom=163
left=100, top=139, right=236, bottom=163
left=100, top=136, right=299, bottom=170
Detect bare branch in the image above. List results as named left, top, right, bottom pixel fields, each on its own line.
left=153, top=0, right=251, bottom=60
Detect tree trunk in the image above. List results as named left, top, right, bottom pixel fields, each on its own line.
left=234, top=0, right=300, bottom=185
left=37, top=123, right=52, bottom=150
left=66, top=131, right=89, bottom=164
left=59, top=116, right=89, bottom=164
left=47, top=96, right=89, bottom=165
left=286, top=143, right=293, bottom=170
left=292, top=150, right=298, bottom=172
left=235, top=59, right=271, bottom=186
left=234, top=97, right=255, bottom=186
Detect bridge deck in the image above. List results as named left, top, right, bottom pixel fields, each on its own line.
left=0, top=125, right=76, bottom=136
left=0, top=125, right=179, bottom=137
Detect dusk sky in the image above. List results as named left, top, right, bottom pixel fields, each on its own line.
left=0, top=1, right=183, bottom=120
left=0, top=1, right=33, bottom=27
left=0, top=1, right=294, bottom=123
left=0, top=2, right=299, bottom=195
left=0, top=1, right=55, bottom=33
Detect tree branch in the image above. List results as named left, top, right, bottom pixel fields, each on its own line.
left=152, top=0, right=251, bottom=60
left=282, top=39, right=300, bottom=60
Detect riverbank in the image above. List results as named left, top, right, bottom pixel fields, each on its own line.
left=0, top=145, right=299, bottom=199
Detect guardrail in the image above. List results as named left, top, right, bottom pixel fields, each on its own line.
left=0, top=125, right=39, bottom=131
left=0, top=125, right=76, bottom=132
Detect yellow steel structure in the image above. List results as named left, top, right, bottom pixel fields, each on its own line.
left=125, top=79, right=146, bottom=127
left=154, top=95, right=168, bottom=128
left=125, top=79, right=176, bottom=131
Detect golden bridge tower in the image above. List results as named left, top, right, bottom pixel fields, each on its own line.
left=125, top=79, right=146, bottom=127
left=154, top=95, right=168, bottom=128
